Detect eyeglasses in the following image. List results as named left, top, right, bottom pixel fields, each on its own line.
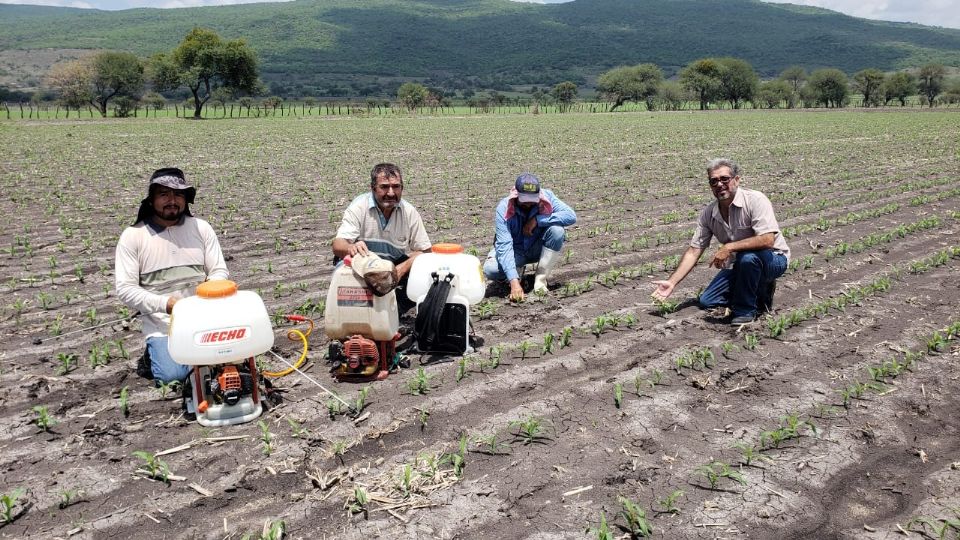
left=709, top=175, right=734, bottom=187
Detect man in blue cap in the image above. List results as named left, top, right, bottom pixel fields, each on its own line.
left=483, top=173, right=577, bottom=301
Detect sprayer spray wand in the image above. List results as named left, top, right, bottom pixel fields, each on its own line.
left=267, top=349, right=358, bottom=415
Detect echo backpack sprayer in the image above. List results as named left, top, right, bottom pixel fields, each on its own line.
left=168, top=279, right=315, bottom=427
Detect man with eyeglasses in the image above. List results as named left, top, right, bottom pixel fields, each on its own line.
left=332, top=163, right=432, bottom=313
left=652, top=158, right=790, bottom=325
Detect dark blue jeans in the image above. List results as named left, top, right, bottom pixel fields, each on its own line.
left=699, top=250, right=788, bottom=318
left=146, top=336, right=192, bottom=385
left=483, top=225, right=566, bottom=281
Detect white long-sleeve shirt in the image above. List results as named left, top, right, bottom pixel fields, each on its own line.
left=115, top=216, right=228, bottom=338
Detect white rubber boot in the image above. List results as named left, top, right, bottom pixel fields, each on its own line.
left=533, top=247, right=561, bottom=293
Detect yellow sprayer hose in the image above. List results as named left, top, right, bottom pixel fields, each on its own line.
left=262, top=316, right=313, bottom=378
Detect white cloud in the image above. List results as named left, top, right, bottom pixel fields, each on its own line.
left=763, top=0, right=960, bottom=29
left=0, top=0, right=93, bottom=7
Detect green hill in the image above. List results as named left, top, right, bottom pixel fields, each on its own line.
left=2, top=0, right=959, bottom=96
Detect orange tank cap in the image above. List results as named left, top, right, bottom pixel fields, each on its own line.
left=432, top=243, right=463, bottom=254
left=196, top=279, right=238, bottom=298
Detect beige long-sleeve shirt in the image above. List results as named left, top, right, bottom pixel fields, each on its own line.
left=115, top=216, right=228, bottom=338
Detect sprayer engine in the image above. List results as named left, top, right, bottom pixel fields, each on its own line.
left=204, top=363, right=257, bottom=407
left=328, top=335, right=392, bottom=382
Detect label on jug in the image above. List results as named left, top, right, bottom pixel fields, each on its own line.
left=195, top=326, right=250, bottom=346
left=337, top=286, right=373, bottom=307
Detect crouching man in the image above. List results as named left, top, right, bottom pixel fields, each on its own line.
left=483, top=173, right=577, bottom=302
left=652, top=158, right=789, bottom=325
left=115, top=168, right=229, bottom=384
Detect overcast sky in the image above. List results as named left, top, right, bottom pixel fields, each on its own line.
left=1, top=0, right=958, bottom=30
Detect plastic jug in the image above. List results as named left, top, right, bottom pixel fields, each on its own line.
left=406, top=243, right=485, bottom=305
left=168, top=280, right=274, bottom=365
left=324, top=262, right=399, bottom=341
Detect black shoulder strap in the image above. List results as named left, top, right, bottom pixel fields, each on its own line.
left=415, top=272, right=454, bottom=348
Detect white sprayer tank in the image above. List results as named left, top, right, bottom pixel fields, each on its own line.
left=168, top=280, right=274, bottom=365
left=406, top=244, right=485, bottom=305
left=325, top=262, right=399, bottom=341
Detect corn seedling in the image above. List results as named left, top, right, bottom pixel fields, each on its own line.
left=720, top=341, right=738, bottom=356
left=287, top=417, right=310, bottom=438
left=156, top=380, right=180, bottom=399
left=473, top=433, right=510, bottom=454
left=618, top=496, right=654, bottom=537
left=510, top=416, right=550, bottom=445
left=416, top=407, right=430, bottom=431
left=11, top=298, right=28, bottom=325
left=696, top=460, right=745, bottom=489
left=260, top=519, right=285, bottom=540
left=58, top=488, right=83, bottom=509
left=354, top=386, right=371, bottom=411
left=488, top=345, right=503, bottom=368
left=613, top=382, right=624, bottom=408
left=586, top=512, right=615, bottom=540
left=407, top=367, right=435, bottom=395
left=473, top=299, right=498, bottom=320
left=542, top=332, right=555, bottom=355
left=692, top=347, right=715, bottom=369
left=927, top=331, right=948, bottom=353
left=1, top=488, right=25, bottom=523
left=37, top=291, right=52, bottom=310
left=33, top=405, right=56, bottom=432
left=653, top=297, right=679, bottom=316
left=744, top=333, right=759, bottom=351
left=657, top=489, right=684, bottom=514
left=347, top=486, right=369, bottom=517
left=456, top=357, right=469, bottom=382
left=118, top=386, right=130, bottom=417
left=55, top=352, right=76, bottom=375
left=516, top=340, right=532, bottom=361
left=258, top=420, right=274, bottom=456
left=734, top=442, right=773, bottom=466
left=49, top=314, right=64, bottom=336
left=132, top=450, right=170, bottom=483
left=906, top=509, right=960, bottom=540
left=559, top=326, right=573, bottom=348
left=112, top=338, right=128, bottom=360
left=591, top=314, right=612, bottom=337
left=398, top=463, right=414, bottom=498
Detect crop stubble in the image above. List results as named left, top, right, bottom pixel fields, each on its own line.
left=0, top=110, right=958, bottom=538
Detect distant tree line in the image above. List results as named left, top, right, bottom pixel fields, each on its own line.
left=4, top=37, right=960, bottom=120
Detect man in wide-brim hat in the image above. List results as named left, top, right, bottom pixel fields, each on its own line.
left=115, top=167, right=229, bottom=384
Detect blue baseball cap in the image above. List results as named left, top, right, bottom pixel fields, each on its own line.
left=515, top=173, right=541, bottom=204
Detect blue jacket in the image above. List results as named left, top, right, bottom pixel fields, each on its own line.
left=493, top=188, right=576, bottom=281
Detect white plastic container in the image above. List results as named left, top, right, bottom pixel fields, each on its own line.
left=406, top=244, right=485, bottom=305
left=325, top=263, right=399, bottom=341
left=168, top=280, right=274, bottom=366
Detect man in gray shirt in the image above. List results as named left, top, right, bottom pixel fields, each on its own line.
left=652, top=158, right=789, bottom=325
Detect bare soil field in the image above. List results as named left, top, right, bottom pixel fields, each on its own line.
left=0, top=110, right=958, bottom=539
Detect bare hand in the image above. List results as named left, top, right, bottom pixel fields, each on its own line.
left=349, top=241, right=369, bottom=257
left=522, top=216, right=537, bottom=237
left=165, top=295, right=180, bottom=314
left=509, top=279, right=525, bottom=302
left=651, top=280, right=674, bottom=301
left=710, top=247, right=732, bottom=269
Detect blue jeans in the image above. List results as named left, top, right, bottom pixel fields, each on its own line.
left=699, top=250, right=788, bottom=318
left=146, top=336, right=192, bottom=385
left=483, top=225, right=566, bottom=280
